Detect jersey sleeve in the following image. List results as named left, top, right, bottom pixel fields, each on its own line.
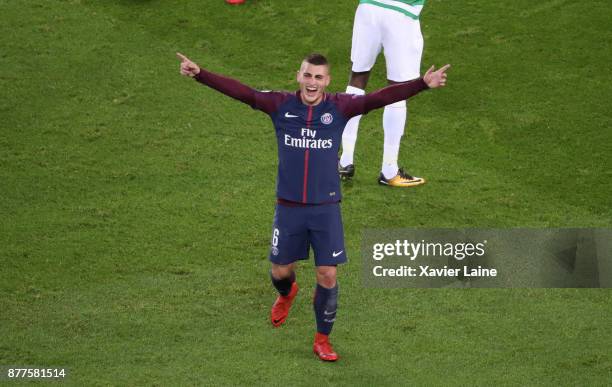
left=193, top=69, right=291, bottom=115
left=252, top=90, right=294, bottom=116
left=194, top=68, right=258, bottom=107
left=335, top=78, right=430, bottom=119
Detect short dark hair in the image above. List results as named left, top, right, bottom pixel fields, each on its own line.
left=304, top=53, right=329, bottom=66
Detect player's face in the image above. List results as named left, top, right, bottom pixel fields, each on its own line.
left=296, top=61, right=331, bottom=106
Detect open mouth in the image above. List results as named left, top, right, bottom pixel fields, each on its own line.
left=305, top=86, right=318, bottom=98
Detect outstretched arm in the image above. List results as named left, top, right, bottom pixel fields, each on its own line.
left=177, top=52, right=258, bottom=108
left=342, top=64, right=451, bottom=118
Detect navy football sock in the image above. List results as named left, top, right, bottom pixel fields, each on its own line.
left=270, top=270, right=295, bottom=297
left=313, top=283, right=338, bottom=335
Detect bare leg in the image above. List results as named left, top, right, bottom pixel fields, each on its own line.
left=315, top=265, right=337, bottom=288
left=348, top=71, right=371, bottom=90
left=271, top=262, right=296, bottom=280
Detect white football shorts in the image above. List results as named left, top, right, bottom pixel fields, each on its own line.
left=350, top=3, right=424, bottom=82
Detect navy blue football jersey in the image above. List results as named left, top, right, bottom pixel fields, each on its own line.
left=194, top=68, right=428, bottom=204
left=254, top=91, right=355, bottom=204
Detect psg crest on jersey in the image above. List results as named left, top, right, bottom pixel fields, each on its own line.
left=320, top=113, right=333, bottom=125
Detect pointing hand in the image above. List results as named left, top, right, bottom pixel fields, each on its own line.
left=423, top=64, right=450, bottom=88
left=177, top=52, right=201, bottom=77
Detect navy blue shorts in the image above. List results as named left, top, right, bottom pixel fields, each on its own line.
left=268, top=202, right=347, bottom=266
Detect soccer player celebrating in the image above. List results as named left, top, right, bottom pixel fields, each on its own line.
left=339, top=0, right=429, bottom=187
left=177, top=52, right=449, bottom=361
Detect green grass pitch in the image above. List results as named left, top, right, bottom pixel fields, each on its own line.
left=1, top=0, right=611, bottom=385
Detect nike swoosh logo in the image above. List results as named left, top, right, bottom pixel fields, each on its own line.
left=332, top=250, right=343, bottom=257
left=324, top=310, right=336, bottom=315
left=285, top=112, right=299, bottom=118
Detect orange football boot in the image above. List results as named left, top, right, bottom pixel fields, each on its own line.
left=270, top=282, right=298, bottom=327
left=313, top=332, right=339, bottom=362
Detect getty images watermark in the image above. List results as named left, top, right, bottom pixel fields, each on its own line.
left=372, top=239, right=493, bottom=278
left=362, top=229, right=612, bottom=288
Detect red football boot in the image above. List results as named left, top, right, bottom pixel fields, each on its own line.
left=313, top=332, right=339, bottom=362
left=270, top=282, right=298, bottom=327
left=225, top=0, right=245, bottom=5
